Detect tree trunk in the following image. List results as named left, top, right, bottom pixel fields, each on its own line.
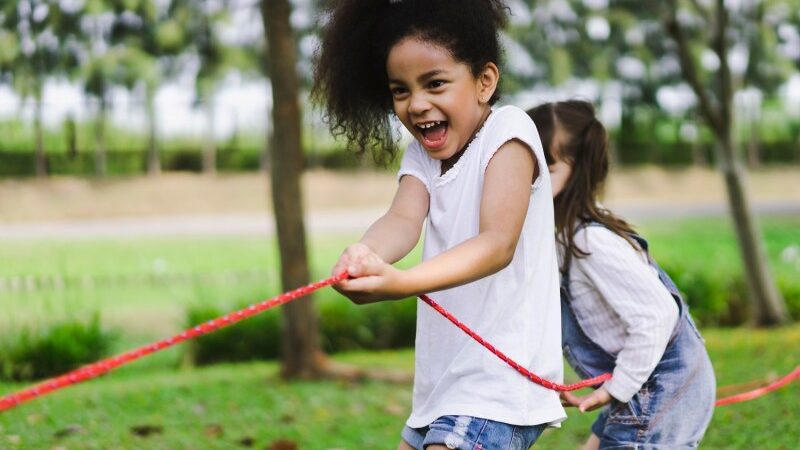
left=202, top=98, right=216, bottom=174
left=690, top=141, right=707, bottom=167
left=717, top=136, right=788, bottom=325
left=262, top=0, right=324, bottom=379
left=146, top=90, right=161, bottom=176
left=664, top=0, right=789, bottom=326
left=261, top=99, right=272, bottom=173
left=34, top=93, right=47, bottom=177
left=744, top=102, right=761, bottom=168
left=711, top=0, right=786, bottom=325
left=65, top=114, right=77, bottom=160
left=94, top=98, right=107, bottom=178
left=746, top=119, right=760, bottom=168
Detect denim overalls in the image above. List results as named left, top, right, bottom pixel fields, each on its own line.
left=561, top=225, right=716, bottom=449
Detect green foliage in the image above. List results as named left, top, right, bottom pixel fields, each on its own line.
left=0, top=147, right=379, bottom=176
left=185, top=292, right=417, bottom=366
left=641, top=217, right=800, bottom=325
left=185, top=303, right=282, bottom=365
left=660, top=264, right=751, bottom=326
left=318, top=296, right=417, bottom=353
left=0, top=315, right=116, bottom=381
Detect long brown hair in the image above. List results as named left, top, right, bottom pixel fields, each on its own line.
left=527, top=100, right=638, bottom=270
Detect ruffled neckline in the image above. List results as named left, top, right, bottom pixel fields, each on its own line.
left=434, top=109, right=494, bottom=187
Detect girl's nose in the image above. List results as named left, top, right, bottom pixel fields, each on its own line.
left=408, top=93, right=431, bottom=115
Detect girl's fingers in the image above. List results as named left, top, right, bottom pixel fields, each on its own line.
left=347, top=254, right=385, bottom=278
left=578, top=389, right=611, bottom=412
left=560, top=391, right=583, bottom=408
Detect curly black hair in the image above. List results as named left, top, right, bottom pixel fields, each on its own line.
left=312, top=0, right=508, bottom=164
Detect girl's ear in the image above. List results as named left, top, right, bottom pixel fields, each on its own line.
left=477, top=62, right=500, bottom=104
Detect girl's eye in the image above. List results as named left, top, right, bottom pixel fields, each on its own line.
left=390, top=86, right=408, bottom=97
left=428, top=80, right=445, bottom=89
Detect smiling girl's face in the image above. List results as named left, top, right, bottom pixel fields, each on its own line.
left=386, top=37, right=498, bottom=161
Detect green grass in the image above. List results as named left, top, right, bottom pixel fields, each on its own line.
left=2, top=217, right=798, bottom=338
left=0, top=234, right=363, bottom=336
left=0, top=218, right=798, bottom=447
left=638, top=217, right=800, bottom=280
left=0, top=326, right=798, bottom=449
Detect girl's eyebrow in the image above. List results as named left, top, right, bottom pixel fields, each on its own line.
left=388, top=69, right=447, bottom=85
left=417, top=69, right=446, bottom=83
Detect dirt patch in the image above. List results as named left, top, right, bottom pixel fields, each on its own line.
left=0, top=166, right=798, bottom=223
left=604, top=165, right=800, bottom=207
left=0, top=169, right=397, bottom=223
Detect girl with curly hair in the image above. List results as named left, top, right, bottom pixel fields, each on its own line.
left=313, top=0, right=567, bottom=448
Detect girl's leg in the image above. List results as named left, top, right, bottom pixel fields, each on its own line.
left=397, top=439, right=416, bottom=450
left=580, top=434, right=600, bottom=450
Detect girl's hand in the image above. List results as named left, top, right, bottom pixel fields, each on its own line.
left=559, top=387, right=613, bottom=412
left=331, top=243, right=408, bottom=304
left=331, top=243, right=374, bottom=278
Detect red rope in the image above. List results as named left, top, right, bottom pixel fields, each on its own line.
left=418, top=294, right=611, bottom=391
left=0, top=273, right=347, bottom=412
left=714, top=366, right=800, bottom=406
left=419, top=293, right=800, bottom=400
left=1, top=272, right=795, bottom=413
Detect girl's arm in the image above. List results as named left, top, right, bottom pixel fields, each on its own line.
left=573, top=227, right=679, bottom=403
left=337, top=139, right=536, bottom=303
left=361, top=174, right=430, bottom=264
left=331, top=174, right=428, bottom=280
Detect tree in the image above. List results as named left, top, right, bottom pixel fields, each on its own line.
left=261, top=0, right=325, bottom=379
left=79, top=0, right=127, bottom=178
left=115, top=48, right=161, bottom=175
left=663, top=0, right=789, bottom=325
left=505, top=1, right=792, bottom=324
left=81, top=49, right=115, bottom=178
left=107, top=0, right=195, bottom=176
left=189, top=1, right=229, bottom=175
left=0, top=0, right=83, bottom=177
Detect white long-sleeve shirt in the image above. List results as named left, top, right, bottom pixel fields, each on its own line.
left=560, top=225, right=679, bottom=402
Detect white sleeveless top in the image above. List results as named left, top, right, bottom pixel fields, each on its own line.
left=398, top=105, right=566, bottom=428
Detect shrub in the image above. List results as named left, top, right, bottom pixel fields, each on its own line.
left=185, top=293, right=417, bottom=366
left=777, top=274, right=800, bottom=319
left=184, top=304, right=282, bottom=366
left=0, top=315, right=116, bottom=381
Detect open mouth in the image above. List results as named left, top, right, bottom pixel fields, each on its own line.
left=416, top=121, right=448, bottom=149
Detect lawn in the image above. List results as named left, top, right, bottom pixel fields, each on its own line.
left=0, top=217, right=798, bottom=448
left=0, top=326, right=798, bottom=449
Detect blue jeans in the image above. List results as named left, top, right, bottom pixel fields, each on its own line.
left=401, top=415, right=546, bottom=450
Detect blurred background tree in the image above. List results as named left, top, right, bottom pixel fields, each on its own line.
left=0, top=0, right=84, bottom=176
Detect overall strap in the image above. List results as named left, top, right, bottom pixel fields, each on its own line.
left=626, top=231, right=687, bottom=320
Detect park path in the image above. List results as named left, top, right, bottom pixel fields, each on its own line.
left=0, top=168, right=798, bottom=238
left=0, top=201, right=798, bottom=239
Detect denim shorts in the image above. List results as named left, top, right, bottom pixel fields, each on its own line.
left=401, top=415, right=546, bottom=450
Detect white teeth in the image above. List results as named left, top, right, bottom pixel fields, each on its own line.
left=418, top=121, right=443, bottom=129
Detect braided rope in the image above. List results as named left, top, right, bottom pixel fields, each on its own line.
left=0, top=273, right=347, bottom=412
left=1, top=272, right=795, bottom=412
left=418, top=294, right=611, bottom=391
left=715, top=366, right=800, bottom=406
